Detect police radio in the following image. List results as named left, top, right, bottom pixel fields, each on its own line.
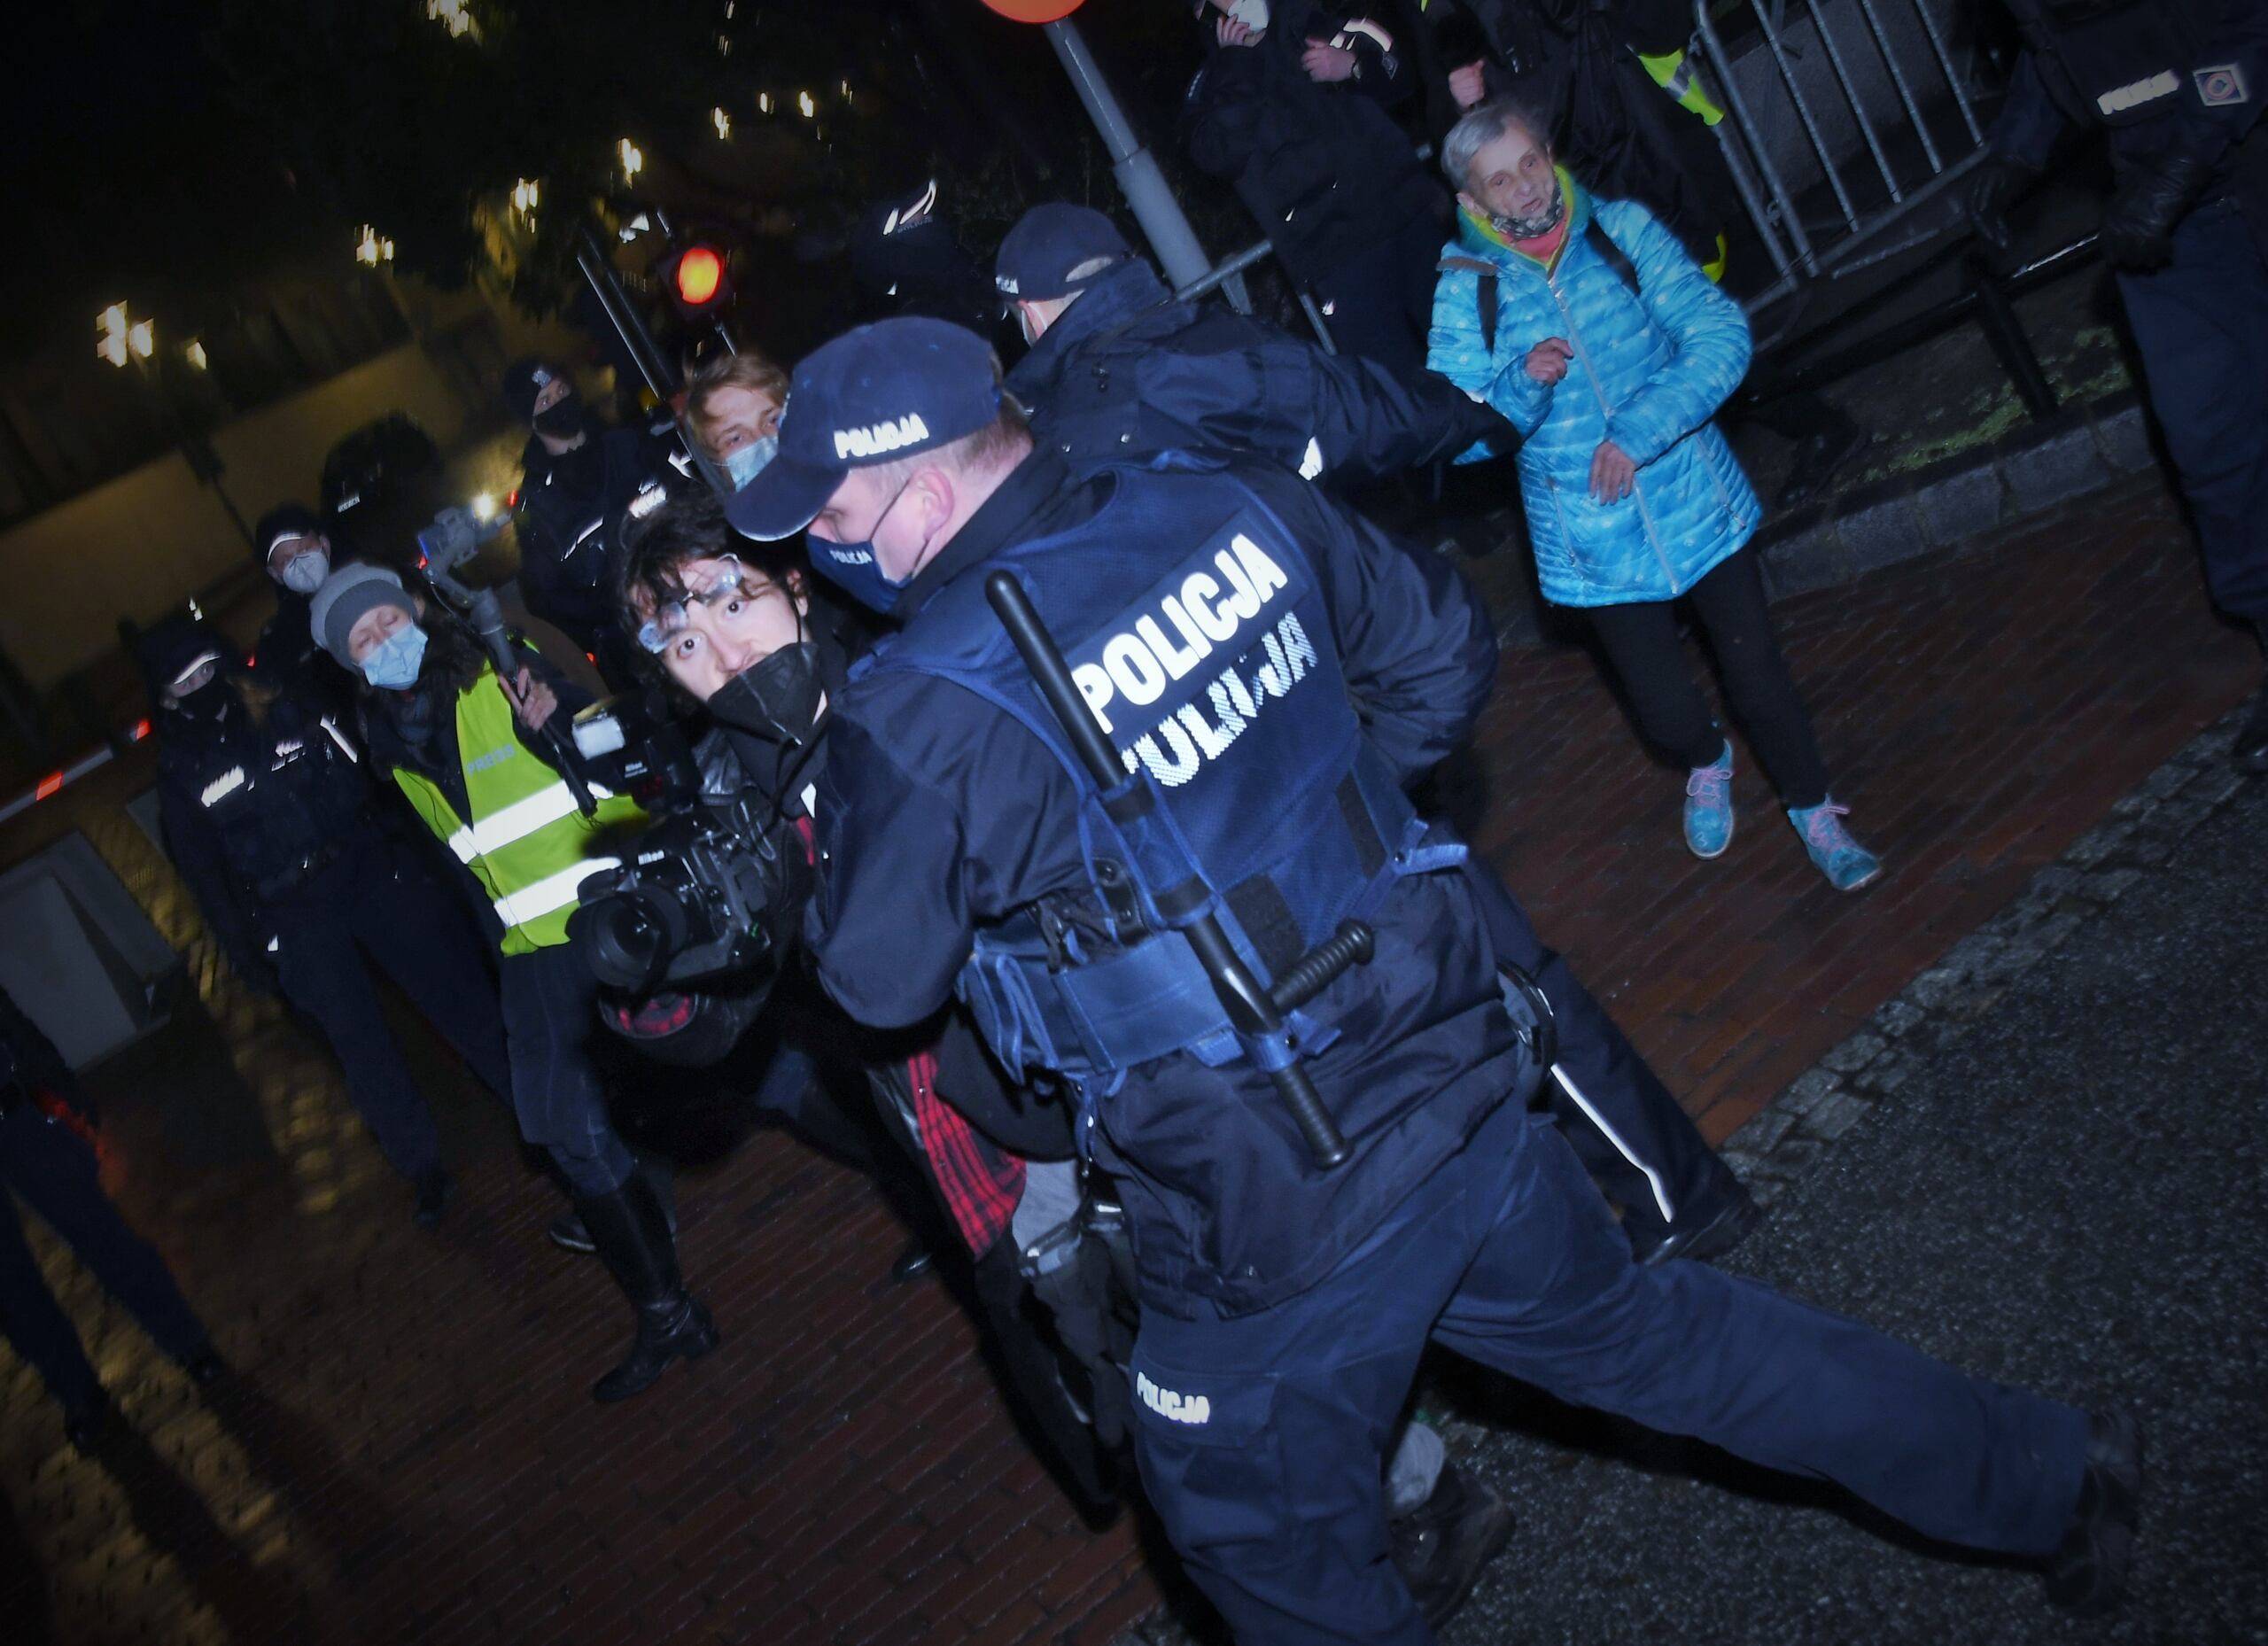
left=985, top=571, right=1368, bottom=1171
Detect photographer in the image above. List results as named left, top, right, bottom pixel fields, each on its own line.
left=609, top=492, right=1124, bottom=1519
left=307, top=563, right=716, bottom=1403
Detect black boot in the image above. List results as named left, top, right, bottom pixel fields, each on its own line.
left=1388, top=1461, right=1515, bottom=1632
left=1636, top=1184, right=1766, bottom=1268
left=2044, top=1409, right=2143, bottom=1615
left=576, top=1176, right=718, bottom=1403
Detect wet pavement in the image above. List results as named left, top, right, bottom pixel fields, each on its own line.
left=1, top=467, right=2261, bottom=1645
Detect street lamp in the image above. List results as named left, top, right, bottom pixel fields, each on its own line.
left=93, top=303, right=254, bottom=548
left=353, top=224, right=395, bottom=266
left=511, top=177, right=540, bottom=217
left=797, top=89, right=816, bottom=119
left=712, top=106, right=731, bottom=140
left=183, top=338, right=208, bottom=371
left=617, top=138, right=643, bottom=182
left=757, top=91, right=773, bottom=114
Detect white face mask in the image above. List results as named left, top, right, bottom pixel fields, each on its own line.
left=279, top=549, right=331, bottom=594
left=1219, top=0, right=1269, bottom=32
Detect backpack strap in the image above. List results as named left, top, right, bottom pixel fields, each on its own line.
left=1585, top=219, right=1642, bottom=298
left=1437, top=254, right=1501, bottom=353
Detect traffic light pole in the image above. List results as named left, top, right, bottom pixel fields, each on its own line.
left=1043, top=18, right=1253, bottom=314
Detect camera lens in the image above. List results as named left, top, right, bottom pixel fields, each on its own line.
left=570, top=889, right=691, bottom=991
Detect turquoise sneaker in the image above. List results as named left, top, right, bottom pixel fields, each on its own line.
left=1787, top=799, right=1882, bottom=890
left=1682, top=741, right=1736, bottom=858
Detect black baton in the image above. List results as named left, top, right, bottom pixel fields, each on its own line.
left=986, top=571, right=1350, bottom=1169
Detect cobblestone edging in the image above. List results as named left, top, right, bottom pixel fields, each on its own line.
left=1717, top=708, right=2253, bottom=1204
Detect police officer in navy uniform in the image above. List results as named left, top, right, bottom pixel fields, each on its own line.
left=0, top=984, right=223, bottom=1450
left=141, top=615, right=512, bottom=1227
left=248, top=502, right=356, bottom=715
left=997, top=202, right=1503, bottom=486
left=1969, top=0, right=2268, bottom=771
left=998, top=201, right=1756, bottom=1266
left=730, top=318, right=2141, bottom=1639
left=502, top=357, right=679, bottom=691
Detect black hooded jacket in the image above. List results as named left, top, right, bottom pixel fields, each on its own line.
left=1184, top=1, right=1442, bottom=283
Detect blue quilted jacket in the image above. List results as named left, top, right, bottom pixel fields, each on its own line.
left=1427, top=177, right=1760, bottom=608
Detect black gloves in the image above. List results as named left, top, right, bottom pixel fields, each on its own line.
left=2102, top=144, right=2213, bottom=271
left=1963, top=153, right=2040, bottom=271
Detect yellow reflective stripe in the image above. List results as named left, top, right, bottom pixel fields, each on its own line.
left=1704, top=232, right=1729, bottom=284
left=492, top=857, right=620, bottom=930
left=457, top=778, right=616, bottom=861
left=1637, top=48, right=1726, bottom=126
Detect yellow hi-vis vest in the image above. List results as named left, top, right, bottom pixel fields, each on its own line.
left=392, top=663, right=644, bottom=955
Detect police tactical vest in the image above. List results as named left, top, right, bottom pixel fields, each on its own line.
left=177, top=699, right=373, bottom=899
left=858, top=459, right=1463, bottom=1095
left=391, top=662, right=643, bottom=954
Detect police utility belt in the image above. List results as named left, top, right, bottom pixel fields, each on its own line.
left=959, top=753, right=1464, bottom=1089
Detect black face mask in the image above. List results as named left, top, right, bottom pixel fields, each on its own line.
left=708, top=641, right=824, bottom=749
left=533, top=397, right=586, bottom=439
left=171, top=673, right=231, bottom=722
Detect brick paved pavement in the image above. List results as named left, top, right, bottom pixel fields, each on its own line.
left=0, top=470, right=2255, bottom=1646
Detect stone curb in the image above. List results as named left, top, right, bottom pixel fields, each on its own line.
left=1717, top=706, right=2253, bottom=1203
left=1751, top=392, right=2157, bottom=605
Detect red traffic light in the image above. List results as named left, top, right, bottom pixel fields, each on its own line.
left=674, top=245, right=725, bottom=307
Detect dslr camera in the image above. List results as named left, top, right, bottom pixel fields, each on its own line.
left=563, top=696, right=812, bottom=995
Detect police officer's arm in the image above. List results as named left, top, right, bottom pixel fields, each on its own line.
left=1287, top=477, right=1500, bottom=779
left=1331, top=16, right=1417, bottom=109
left=803, top=701, right=1068, bottom=1031
left=1295, top=341, right=1512, bottom=481
left=1596, top=204, right=1754, bottom=469
left=1988, top=51, right=2073, bottom=172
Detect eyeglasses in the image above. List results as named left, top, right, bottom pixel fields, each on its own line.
left=636, top=555, right=777, bottom=653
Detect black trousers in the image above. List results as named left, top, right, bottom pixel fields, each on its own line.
left=1583, top=546, right=1831, bottom=809
left=269, top=836, right=513, bottom=1182
left=499, top=944, right=637, bottom=1198
left=0, top=1105, right=210, bottom=1412
left=1458, top=859, right=1739, bottom=1249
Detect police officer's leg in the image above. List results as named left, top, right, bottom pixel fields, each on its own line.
left=1457, top=858, right=1747, bottom=1258
left=1433, top=1105, right=2091, bottom=1560
left=2116, top=203, right=2268, bottom=632
left=344, top=844, right=514, bottom=1102
left=1129, top=1187, right=1473, bottom=1645
left=501, top=946, right=714, bottom=1401
left=269, top=904, right=444, bottom=1186
left=0, top=1168, right=104, bottom=1419
left=1, top=1106, right=213, bottom=1368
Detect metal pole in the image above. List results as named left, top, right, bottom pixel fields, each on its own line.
left=1045, top=18, right=1254, bottom=314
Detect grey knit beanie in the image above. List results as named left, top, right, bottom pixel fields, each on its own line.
left=309, top=563, right=416, bottom=666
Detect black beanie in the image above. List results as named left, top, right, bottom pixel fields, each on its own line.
left=253, top=501, right=323, bottom=566
left=502, top=357, right=571, bottom=424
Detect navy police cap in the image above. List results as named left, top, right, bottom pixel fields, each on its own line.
left=724, top=317, right=1002, bottom=542
left=994, top=204, right=1132, bottom=303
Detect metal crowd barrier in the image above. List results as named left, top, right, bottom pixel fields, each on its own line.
left=1691, top=0, right=1996, bottom=349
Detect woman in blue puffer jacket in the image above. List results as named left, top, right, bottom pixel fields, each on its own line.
left=1427, top=97, right=1880, bottom=890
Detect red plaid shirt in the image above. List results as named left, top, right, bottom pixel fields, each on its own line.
left=795, top=817, right=1026, bottom=1255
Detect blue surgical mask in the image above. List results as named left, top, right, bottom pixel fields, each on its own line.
left=279, top=548, right=330, bottom=594
left=361, top=624, right=429, bottom=689
left=806, top=476, right=918, bottom=615
left=723, top=435, right=778, bottom=491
